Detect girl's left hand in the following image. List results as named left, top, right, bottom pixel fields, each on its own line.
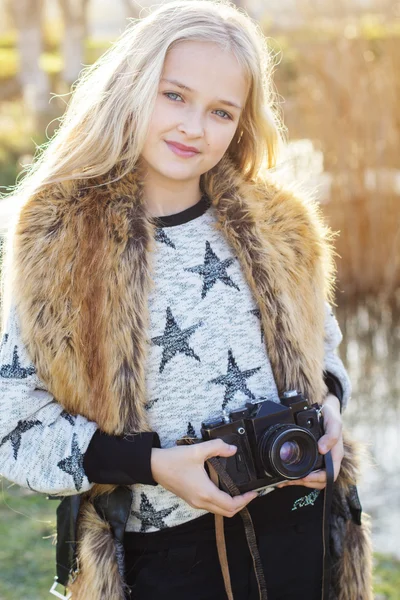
left=276, top=393, right=344, bottom=490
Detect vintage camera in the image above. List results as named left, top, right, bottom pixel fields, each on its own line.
left=201, top=391, right=324, bottom=493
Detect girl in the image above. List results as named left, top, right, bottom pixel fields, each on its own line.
left=0, top=1, right=372, bottom=599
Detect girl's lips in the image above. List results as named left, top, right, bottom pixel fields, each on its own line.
left=165, top=141, right=200, bottom=158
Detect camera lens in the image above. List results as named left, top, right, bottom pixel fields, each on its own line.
left=258, top=424, right=318, bottom=480
left=279, top=440, right=302, bottom=466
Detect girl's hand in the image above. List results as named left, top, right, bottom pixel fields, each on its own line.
left=277, top=393, right=344, bottom=490
left=151, top=439, right=258, bottom=517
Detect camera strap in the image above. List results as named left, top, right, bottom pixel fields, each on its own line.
left=207, top=456, right=268, bottom=600
left=207, top=451, right=335, bottom=600
left=322, top=449, right=334, bottom=600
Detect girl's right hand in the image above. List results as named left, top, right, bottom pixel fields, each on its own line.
left=150, top=439, right=258, bottom=518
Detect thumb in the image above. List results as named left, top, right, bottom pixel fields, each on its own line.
left=201, top=438, right=237, bottom=460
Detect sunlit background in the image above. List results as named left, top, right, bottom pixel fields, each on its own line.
left=0, top=0, right=399, bottom=598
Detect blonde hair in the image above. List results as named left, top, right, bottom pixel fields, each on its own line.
left=1, top=0, right=286, bottom=321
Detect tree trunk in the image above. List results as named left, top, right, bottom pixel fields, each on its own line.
left=10, top=0, right=50, bottom=121
left=58, top=0, right=90, bottom=87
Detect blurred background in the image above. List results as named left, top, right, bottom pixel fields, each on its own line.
left=0, top=0, right=399, bottom=598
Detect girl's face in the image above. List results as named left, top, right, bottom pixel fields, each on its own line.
left=140, top=40, right=249, bottom=186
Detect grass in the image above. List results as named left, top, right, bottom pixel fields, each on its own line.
left=0, top=481, right=399, bottom=599
left=0, top=481, right=57, bottom=600
left=374, top=554, right=400, bottom=600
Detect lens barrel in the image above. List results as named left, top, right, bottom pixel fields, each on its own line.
left=258, top=424, right=318, bottom=480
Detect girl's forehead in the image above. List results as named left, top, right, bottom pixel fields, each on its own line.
left=164, top=39, right=241, bottom=68
left=161, top=41, right=250, bottom=103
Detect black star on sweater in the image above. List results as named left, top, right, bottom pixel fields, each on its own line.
left=0, top=346, right=36, bottom=378
left=187, top=422, right=196, bottom=437
left=144, top=397, right=159, bottom=411
left=0, top=419, right=42, bottom=459
left=154, top=228, right=176, bottom=249
left=131, top=492, right=179, bottom=532
left=151, top=307, right=203, bottom=373
left=249, top=308, right=264, bottom=343
left=210, top=349, right=261, bottom=410
left=185, top=241, right=240, bottom=299
left=0, top=333, right=9, bottom=351
left=60, top=410, right=77, bottom=426
left=57, top=433, right=85, bottom=491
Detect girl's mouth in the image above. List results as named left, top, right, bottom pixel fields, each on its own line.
left=165, top=141, right=200, bottom=158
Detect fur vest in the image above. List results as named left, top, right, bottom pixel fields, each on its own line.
left=12, top=154, right=372, bottom=599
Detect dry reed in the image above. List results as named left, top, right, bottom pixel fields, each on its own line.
left=271, top=4, right=400, bottom=299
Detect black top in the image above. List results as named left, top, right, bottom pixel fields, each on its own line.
left=150, top=193, right=211, bottom=228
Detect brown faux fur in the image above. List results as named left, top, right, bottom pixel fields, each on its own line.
left=11, top=154, right=372, bottom=599
left=68, top=502, right=127, bottom=600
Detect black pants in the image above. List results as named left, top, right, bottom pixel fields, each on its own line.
left=124, top=488, right=324, bottom=600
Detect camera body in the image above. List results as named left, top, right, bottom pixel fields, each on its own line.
left=201, top=391, right=324, bottom=493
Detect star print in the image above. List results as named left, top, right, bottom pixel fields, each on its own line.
left=131, top=492, right=179, bottom=532
left=249, top=308, right=264, bottom=343
left=154, top=228, right=176, bottom=249
left=151, top=307, right=203, bottom=373
left=187, top=422, right=196, bottom=437
left=60, top=410, right=77, bottom=426
left=185, top=241, right=240, bottom=299
left=57, top=433, right=85, bottom=491
left=209, top=349, right=261, bottom=410
left=144, top=397, right=159, bottom=411
left=0, top=419, right=42, bottom=459
left=0, top=346, right=36, bottom=378
left=0, top=333, right=9, bottom=351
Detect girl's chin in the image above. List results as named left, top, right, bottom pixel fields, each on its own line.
left=153, top=162, right=203, bottom=179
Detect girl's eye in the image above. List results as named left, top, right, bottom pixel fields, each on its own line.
left=214, top=109, right=232, bottom=121
left=164, top=92, right=183, bottom=102
left=163, top=92, right=233, bottom=120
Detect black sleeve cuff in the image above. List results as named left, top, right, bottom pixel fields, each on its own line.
left=83, top=430, right=161, bottom=486
left=323, top=371, right=344, bottom=412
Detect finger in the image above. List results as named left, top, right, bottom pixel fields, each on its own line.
left=302, top=470, right=327, bottom=485
left=277, top=469, right=327, bottom=485
left=318, top=417, right=342, bottom=454
left=202, top=501, right=248, bottom=518
left=330, top=440, right=344, bottom=481
left=210, top=486, right=258, bottom=513
left=318, top=427, right=342, bottom=454
left=198, top=474, right=257, bottom=512
left=277, top=479, right=326, bottom=490
left=205, top=494, right=257, bottom=518
left=279, top=470, right=327, bottom=488
left=293, top=481, right=326, bottom=490
left=200, top=438, right=237, bottom=460
left=202, top=503, right=236, bottom=518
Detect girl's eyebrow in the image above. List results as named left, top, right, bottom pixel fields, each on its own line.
left=160, top=77, right=243, bottom=110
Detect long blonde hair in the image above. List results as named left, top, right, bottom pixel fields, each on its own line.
left=1, top=0, right=286, bottom=321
